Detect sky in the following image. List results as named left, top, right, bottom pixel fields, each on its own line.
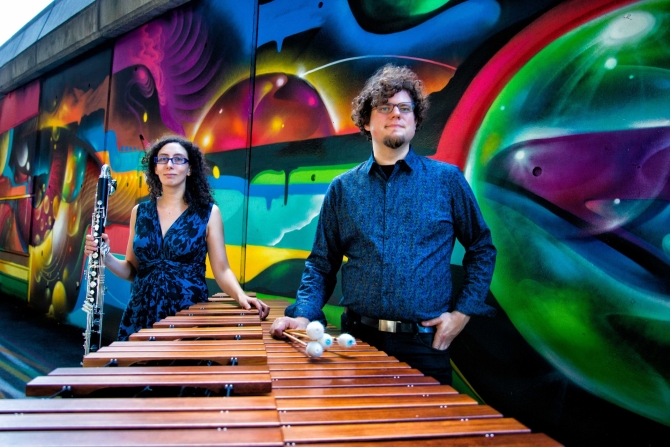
left=0, top=0, right=54, bottom=48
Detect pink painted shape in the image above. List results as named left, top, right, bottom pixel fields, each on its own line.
left=432, top=0, right=639, bottom=169
left=0, top=80, right=40, bottom=134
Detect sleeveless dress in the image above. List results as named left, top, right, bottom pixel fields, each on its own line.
left=117, top=200, right=213, bottom=341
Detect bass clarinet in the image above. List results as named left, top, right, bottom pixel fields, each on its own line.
left=83, top=164, right=117, bottom=355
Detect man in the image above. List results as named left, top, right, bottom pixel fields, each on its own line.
left=269, top=64, right=496, bottom=384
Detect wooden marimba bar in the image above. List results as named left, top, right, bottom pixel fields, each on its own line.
left=0, top=294, right=562, bottom=446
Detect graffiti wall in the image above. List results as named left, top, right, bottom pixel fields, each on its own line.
left=0, top=0, right=668, bottom=444
left=0, top=81, right=39, bottom=298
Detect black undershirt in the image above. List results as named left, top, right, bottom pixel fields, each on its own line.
left=380, top=164, right=395, bottom=179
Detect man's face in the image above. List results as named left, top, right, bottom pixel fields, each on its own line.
left=365, top=90, right=417, bottom=150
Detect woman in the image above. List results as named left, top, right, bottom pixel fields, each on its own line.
left=85, top=135, right=269, bottom=340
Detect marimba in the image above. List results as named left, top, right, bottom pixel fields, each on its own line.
left=0, top=295, right=562, bottom=446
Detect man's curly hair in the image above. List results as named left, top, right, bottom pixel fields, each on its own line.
left=351, top=64, right=429, bottom=140
left=142, top=135, right=214, bottom=209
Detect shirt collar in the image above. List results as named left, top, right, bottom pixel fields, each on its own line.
left=364, top=146, right=419, bottom=175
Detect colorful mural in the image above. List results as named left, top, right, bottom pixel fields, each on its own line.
left=0, top=82, right=40, bottom=298
left=93, top=1, right=258, bottom=331
left=470, top=0, right=669, bottom=422
left=28, top=50, right=113, bottom=321
left=1, top=0, right=669, bottom=444
left=446, top=0, right=670, bottom=444
left=0, top=118, right=36, bottom=256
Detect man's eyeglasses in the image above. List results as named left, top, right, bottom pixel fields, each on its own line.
left=375, top=102, right=415, bottom=114
left=155, top=155, right=189, bottom=165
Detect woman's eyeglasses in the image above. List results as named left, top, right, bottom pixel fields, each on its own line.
left=155, top=155, right=189, bottom=165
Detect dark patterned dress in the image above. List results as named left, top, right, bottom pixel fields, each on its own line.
left=117, top=200, right=213, bottom=341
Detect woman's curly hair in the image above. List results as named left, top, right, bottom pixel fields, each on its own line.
left=351, top=64, right=429, bottom=140
left=142, top=135, right=214, bottom=209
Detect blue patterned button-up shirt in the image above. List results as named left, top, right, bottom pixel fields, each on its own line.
left=286, top=148, right=496, bottom=323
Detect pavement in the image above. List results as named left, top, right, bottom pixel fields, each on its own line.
left=0, top=292, right=84, bottom=398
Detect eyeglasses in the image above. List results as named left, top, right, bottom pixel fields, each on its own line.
left=155, top=155, right=189, bottom=165
left=375, top=102, right=415, bottom=114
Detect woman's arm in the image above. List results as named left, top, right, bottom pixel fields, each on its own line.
left=206, top=204, right=270, bottom=319
left=84, top=205, right=139, bottom=282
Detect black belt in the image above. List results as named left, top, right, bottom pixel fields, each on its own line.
left=359, top=315, right=435, bottom=334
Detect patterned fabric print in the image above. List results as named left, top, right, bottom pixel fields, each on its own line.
left=118, top=200, right=213, bottom=341
left=287, top=147, right=496, bottom=324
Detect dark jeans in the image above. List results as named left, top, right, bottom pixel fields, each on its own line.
left=342, top=313, right=453, bottom=385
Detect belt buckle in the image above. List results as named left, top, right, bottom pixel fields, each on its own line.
left=378, top=319, right=398, bottom=333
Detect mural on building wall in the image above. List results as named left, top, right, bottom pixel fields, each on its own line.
left=0, top=81, right=40, bottom=297
left=1, top=0, right=668, bottom=444
left=445, top=0, right=670, bottom=443
left=28, top=50, right=113, bottom=320
left=243, top=0, right=563, bottom=296
left=68, top=0, right=258, bottom=332
left=0, top=119, right=36, bottom=255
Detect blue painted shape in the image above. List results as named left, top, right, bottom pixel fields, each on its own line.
left=105, top=131, right=146, bottom=172
left=258, top=0, right=500, bottom=58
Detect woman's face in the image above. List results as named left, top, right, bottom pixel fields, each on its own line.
left=154, top=142, right=190, bottom=188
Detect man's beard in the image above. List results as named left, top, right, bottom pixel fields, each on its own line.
left=383, top=135, right=405, bottom=149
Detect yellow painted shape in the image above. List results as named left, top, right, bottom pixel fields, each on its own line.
left=0, top=358, right=32, bottom=383
left=51, top=281, right=68, bottom=318
left=205, top=244, right=244, bottom=281
left=205, top=245, right=346, bottom=282
left=0, top=347, right=50, bottom=373
left=0, top=259, right=29, bottom=281
left=28, top=229, right=54, bottom=303
left=244, top=245, right=311, bottom=281
left=0, top=195, right=32, bottom=200
left=206, top=244, right=311, bottom=282
left=0, top=131, right=9, bottom=173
